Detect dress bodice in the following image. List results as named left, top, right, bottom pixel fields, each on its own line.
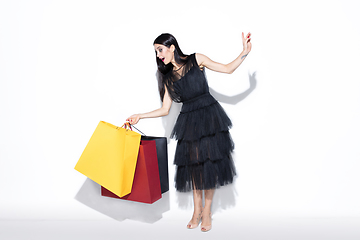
left=164, top=53, right=209, bottom=103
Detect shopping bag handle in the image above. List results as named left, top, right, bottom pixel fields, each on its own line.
left=128, top=123, right=146, bottom=136
left=121, top=122, right=133, bottom=131
left=121, top=122, right=146, bottom=136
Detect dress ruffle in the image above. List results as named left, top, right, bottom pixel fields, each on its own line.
left=174, top=131, right=234, bottom=166
left=175, top=155, right=236, bottom=192
left=171, top=93, right=232, bottom=141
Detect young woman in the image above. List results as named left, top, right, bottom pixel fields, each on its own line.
left=127, top=32, right=252, bottom=232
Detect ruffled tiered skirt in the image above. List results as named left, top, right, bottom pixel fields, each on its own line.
left=171, top=92, right=236, bottom=192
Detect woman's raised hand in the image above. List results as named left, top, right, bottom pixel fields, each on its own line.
left=242, top=32, right=252, bottom=54
left=126, top=114, right=141, bottom=125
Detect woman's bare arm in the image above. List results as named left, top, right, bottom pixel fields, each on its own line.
left=126, top=86, right=173, bottom=124
left=196, top=32, right=252, bottom=74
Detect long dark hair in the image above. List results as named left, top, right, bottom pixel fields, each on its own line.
left=153, top=33, right=188, bottom=101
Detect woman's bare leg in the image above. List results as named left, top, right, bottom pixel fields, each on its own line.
left=201, top=189, right=214, bottom=231
left=187, top=189, right=203, bottom=228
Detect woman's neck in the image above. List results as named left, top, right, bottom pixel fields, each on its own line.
left=171, top=60, right=182, bottom=70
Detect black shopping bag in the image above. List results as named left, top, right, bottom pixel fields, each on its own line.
left=141, top=136, right=169, bottom=194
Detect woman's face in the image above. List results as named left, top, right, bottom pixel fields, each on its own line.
left=154, top=44, right=174, bottom=65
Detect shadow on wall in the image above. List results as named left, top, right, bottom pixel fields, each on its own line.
left=210, top=71, right=257, bottom=105
left=75, top=178, right=170, bottom=223
left=164, top=72, right=257, bottom=213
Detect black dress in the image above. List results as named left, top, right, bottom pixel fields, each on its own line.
left=164, top=53, right=236, bottom=192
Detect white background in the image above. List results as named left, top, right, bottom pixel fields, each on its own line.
left=1, top=0, right=360, bottom=238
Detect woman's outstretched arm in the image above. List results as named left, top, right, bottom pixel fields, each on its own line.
left=126, top=86, right=173, bottom=125
left=196, top=32, right=252, bottom=74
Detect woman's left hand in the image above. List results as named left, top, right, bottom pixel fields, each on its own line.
left=242, top=32, right=252, bottom=54
left=126, top=114, right=141, bottom=125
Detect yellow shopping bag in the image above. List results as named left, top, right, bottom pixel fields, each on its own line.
left=75, top=121, right=141, bottom=197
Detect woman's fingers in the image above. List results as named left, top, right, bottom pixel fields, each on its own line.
left=242, top=32, right=251, bottom=45
left=126, top=115, right=140, bottom=125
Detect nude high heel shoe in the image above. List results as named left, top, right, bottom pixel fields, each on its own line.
left=187, top=211, right=202, bottom=229
left=200, top=212, right=212, bottom=232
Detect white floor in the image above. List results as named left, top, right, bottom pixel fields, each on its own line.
left=2, top=178, right=359, bottom=240
left=1, top=215, right=359, bottom=240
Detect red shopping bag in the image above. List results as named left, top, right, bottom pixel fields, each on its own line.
left=101, top=140, right=162, bottom=204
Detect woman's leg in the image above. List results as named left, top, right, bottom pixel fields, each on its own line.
left=187, top=189, right=203, bottom=228
left=201, top=189, right=214, bottom=231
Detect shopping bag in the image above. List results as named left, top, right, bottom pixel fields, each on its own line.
left=101, top=140, right=162, bottom=204
left=75, top=121, right=141, bottom=198
left=141, top=136, right=169, bottom=194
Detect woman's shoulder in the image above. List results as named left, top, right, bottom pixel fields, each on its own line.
left=193, top=53, right=205, bottom=69
left=184, top=53, right=196, bottom=61
left=181, top=53, right=197, bottom=67
left=194, top=52, right=205, bottom=63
